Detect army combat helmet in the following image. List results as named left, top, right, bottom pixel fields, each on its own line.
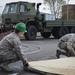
left=15, top=22, right=27, bottom=32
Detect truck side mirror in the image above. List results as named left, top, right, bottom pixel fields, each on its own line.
left=37, top=3, right=41, bottom=8
left=36, top=3, right=41, bottom=15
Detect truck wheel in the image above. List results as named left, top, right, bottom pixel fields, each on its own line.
left=40, top=32, right=51, bottom=38
left=71, top=27, right=75, bottom=33
left=59, top=27, right=69, bottom=38
left=24, top=26, right=37, bottom=40
left=52, top=27, right=60, bottom=39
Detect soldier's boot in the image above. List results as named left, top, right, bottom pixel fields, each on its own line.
left=56, top=49, right=61, bottom=58
left=56, top=49, right=67, bottom=58
left=0, top=61, right=13, bottom=72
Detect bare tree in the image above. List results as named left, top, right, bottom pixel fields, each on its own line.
left=44, top=0, right=66, bottom=19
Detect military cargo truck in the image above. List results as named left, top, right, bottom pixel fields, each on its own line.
left=1, top=1, right=75, bottom=40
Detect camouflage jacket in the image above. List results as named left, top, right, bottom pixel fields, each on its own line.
left=59, top=34, right=75, bottom=52
left=0, top=32, right=22, bottom=60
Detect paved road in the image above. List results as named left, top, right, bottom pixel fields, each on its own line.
left=0, top=35, right=59, bottom=75
left=21, top=36, right=58, bottom=61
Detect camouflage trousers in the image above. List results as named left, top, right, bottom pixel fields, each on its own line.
left=0, top=53, right=20, bottom=64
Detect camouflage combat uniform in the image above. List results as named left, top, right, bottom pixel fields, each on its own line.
left=57, top=33, right=75, bottom=56
left=0, top=32, right=23, bottom=63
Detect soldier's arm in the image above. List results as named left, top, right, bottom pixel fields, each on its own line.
left=13, top=40, right=29, bottom=67
left=67, top=39, right=75, bottom=53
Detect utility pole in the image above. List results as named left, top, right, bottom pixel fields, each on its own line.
left=67, top=0, right=70, bottom=21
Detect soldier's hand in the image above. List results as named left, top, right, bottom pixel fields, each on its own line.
left=23, top=60, right=29, bottom=68
left=73, top=52, right=75, bottom=55
left=70, top=51, right=75, bottom=56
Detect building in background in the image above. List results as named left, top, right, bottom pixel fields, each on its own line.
left=62, top=5, right=75, bottom=20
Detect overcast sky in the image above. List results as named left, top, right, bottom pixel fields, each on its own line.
left=0, top=0, right=75, bottom=14
left=0, top=0, right=75, bottom=6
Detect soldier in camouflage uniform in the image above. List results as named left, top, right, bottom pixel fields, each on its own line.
left=0, top=22, right=29, bottom=72
left=56, top=33, right=75, bottom=58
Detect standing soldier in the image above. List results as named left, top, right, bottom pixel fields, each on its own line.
left=56, top=33, right=75, bottom=58
left=0, top=22, right=29, bottom=72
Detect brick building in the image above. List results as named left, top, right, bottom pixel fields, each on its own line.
left=62, top=5, right=75, bottom=20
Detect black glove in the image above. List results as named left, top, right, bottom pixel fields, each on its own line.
left=23, top=60, right=29, bottom=68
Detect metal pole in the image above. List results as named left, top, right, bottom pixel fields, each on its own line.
left=67, top=0, right=70, bottom=21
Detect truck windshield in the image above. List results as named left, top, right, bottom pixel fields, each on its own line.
left=3, top=5, right=9, bottom=14
left=3, top=4, right=17, bottom=14
left=9, top=4, right=17, bottom=13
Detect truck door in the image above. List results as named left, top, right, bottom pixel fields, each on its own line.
left=7, top=3, right=18, bottom=24
left=18, top=2, right=36, bottom=22
left=18, top=3, right=29, bottom=22
left=2, top=4, right=17, bottom=24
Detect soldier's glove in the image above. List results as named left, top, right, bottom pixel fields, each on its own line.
left=70, top=51, right=75, bottom=56
left=23, top=60, right=29, bottom=68
left=23, top=61, right=46, bottom=75
left=23, top=64, right=47, bottom=75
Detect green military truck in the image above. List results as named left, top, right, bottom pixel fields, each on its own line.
left=1, top=1, right=75, bottom=40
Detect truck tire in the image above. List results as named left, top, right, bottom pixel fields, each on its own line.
left=24, top=26, right=37, bottom=40
left=52, top=27, right=60, bottom=39
left=71, top=27, right=75, bottom=33
left=40, top=32, right=51, bottom=38
left=59, top=27, right=69, bottom=38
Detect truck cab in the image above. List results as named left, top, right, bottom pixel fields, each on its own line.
left=1, top=1, right=43, bottom=40
left=2, top=1, right=36, bottom=24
